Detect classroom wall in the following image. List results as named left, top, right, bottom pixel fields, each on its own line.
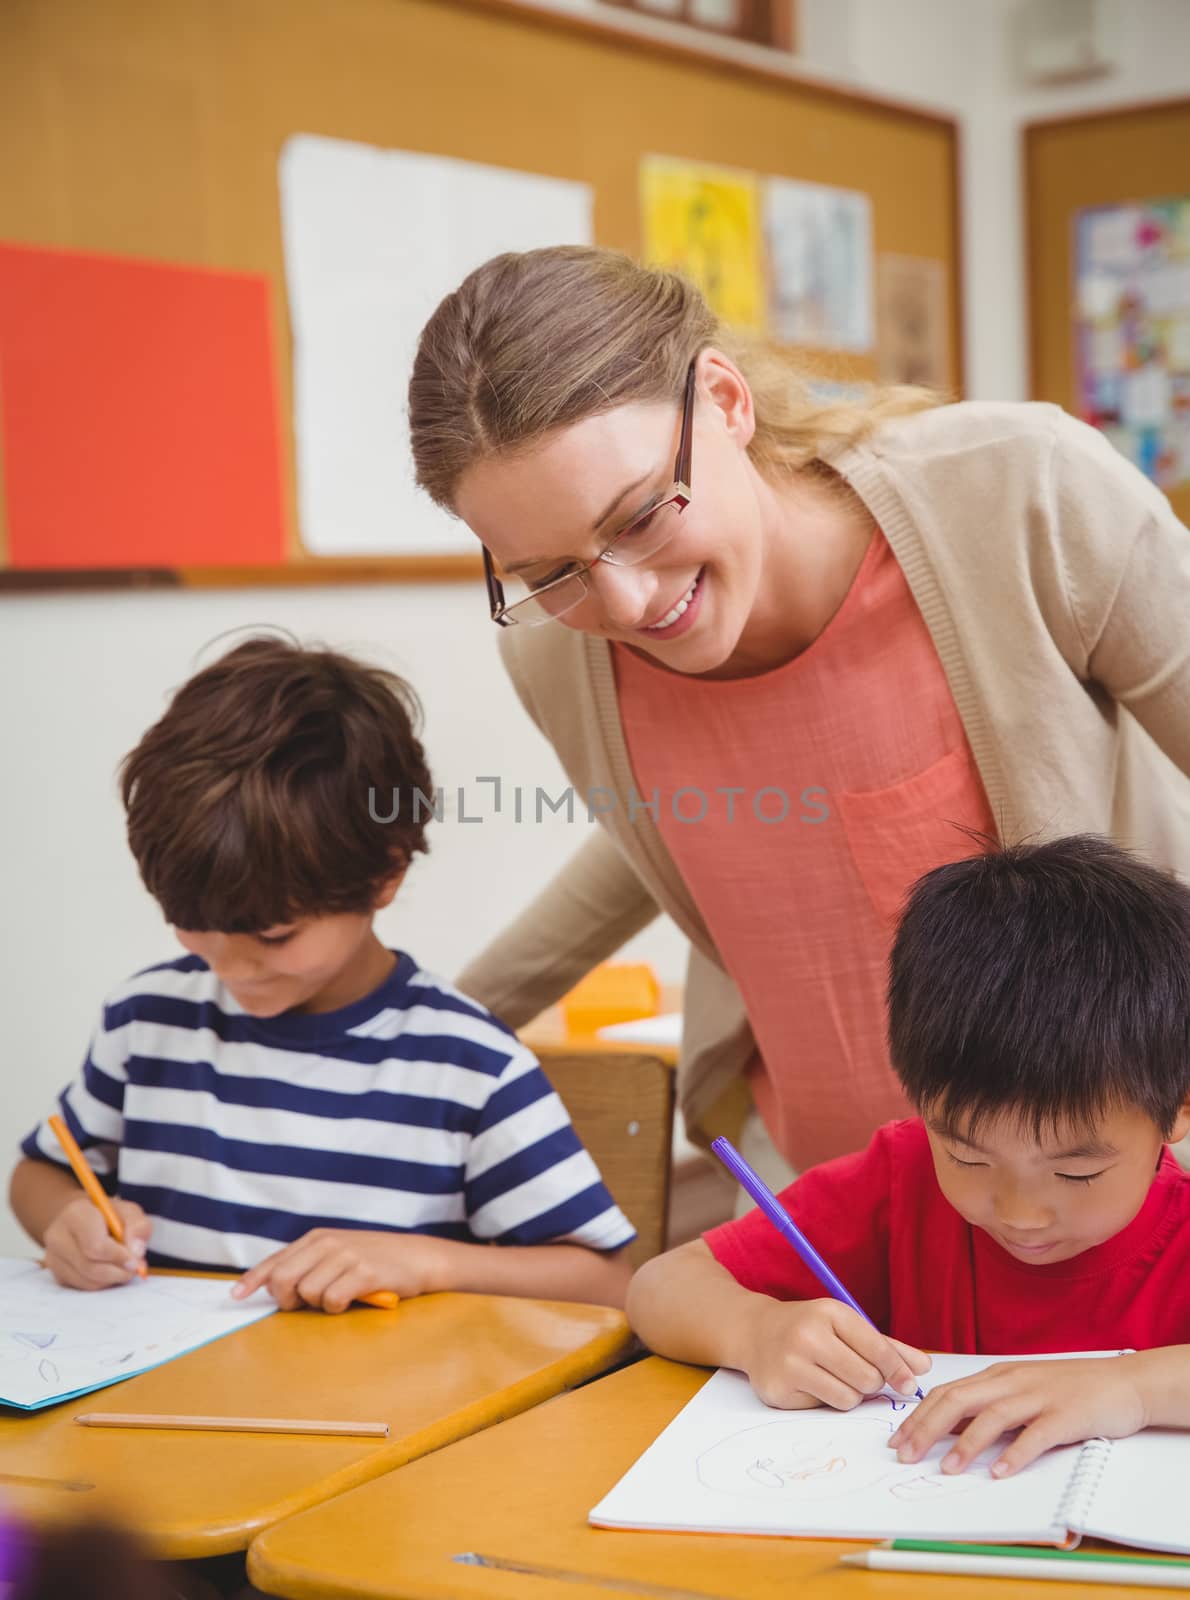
left=518, top=0, right=1190, bottom=401
left=843, top=0, right=1190, bottom=404
left=4, top=0, right=1189, bottom=1255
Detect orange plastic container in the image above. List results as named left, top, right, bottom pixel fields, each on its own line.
left=560, top=962, right=661, bottom=1037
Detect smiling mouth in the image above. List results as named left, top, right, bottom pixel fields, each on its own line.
left=641, top=570, right=702, bottom=632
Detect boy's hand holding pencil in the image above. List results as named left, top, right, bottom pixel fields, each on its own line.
left=42, top=1113, right=153, bottom=1290
left=43, top=1193, right=152, bottom=1291
left=708, top=1137, right=930, bottom=1410
left=744, top=1295, right=930, bottom=1411
left=40, top=1196, right=153, bottom=1292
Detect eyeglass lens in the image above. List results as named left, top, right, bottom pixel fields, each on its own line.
left=500, top=496, right=687, bottom=623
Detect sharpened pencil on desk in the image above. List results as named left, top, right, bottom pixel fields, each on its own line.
left=74, top=1412, right=389, bottom=1438
left=47, top=1113, right=148, bottom=1278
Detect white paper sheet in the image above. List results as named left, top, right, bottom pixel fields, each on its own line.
left=0, top=1258, right=276, bottom=1410
left=279, top=135, right=593, bottom=557
left=596, top=1013, right=682, bottom=1046
left=590, top=1355, right=1133, bottom=1543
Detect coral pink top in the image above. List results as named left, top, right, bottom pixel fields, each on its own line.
left=613, top=530, right=996, bottom=1171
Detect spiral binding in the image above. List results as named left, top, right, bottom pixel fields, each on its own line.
left=1055, top=1435, right=1113, bottom=1539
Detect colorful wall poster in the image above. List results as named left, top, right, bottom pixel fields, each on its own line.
left=764, top=177, right=872, bottom=351
left=875, top=254, right=949, bottom=388
left=640, top=156, right=763, bottom=331
left=1074, top=197, right=1190, bottom=492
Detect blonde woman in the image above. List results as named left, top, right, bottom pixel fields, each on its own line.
left=409, top=245, right=1190, bottom=1184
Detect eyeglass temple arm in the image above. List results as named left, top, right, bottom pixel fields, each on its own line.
left=674, top=358, right=697, bottom=490
left=483, top=547, right=513, bottom=626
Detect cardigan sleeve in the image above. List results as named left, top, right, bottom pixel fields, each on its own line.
left=455, top=829, right=660, bottom=1028
left=1051, top=413, right=1190, bottom=778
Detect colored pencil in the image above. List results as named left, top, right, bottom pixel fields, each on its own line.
left=74, top=1412, right=389, bottom=1438
left=48, top=1113, right=148, bottom=1278
left=893, top=1541, right=1190, bottom=1565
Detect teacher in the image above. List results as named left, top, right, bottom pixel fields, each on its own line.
left=408, top=244, right=1190, bottom=1183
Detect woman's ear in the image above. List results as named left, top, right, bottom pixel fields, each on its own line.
left=698, top=348, right=755, bottom=449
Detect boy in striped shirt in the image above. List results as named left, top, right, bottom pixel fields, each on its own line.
left=11, top=638, right=634, bottom=1310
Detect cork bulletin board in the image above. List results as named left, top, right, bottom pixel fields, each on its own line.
left=0, top=0, right=963, bottom=590
left=1025, top=97, right=1190, bottom=526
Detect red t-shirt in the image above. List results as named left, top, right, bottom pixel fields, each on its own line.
left=704, top=1119, right=1190, bottom=1353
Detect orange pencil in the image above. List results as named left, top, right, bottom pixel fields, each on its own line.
left=235, top=1282, right=398, bottom=1309
left=47, top=1113, right=148, bottom=1278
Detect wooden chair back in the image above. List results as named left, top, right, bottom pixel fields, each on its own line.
left=533, top=1046, right=675, bottom=1267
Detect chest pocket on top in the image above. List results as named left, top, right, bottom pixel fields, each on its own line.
left=836, top=745, right=995, bottom=928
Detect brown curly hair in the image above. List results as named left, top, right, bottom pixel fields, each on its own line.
left=120, top=636, right=433, bottom=932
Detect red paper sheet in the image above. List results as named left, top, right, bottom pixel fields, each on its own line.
left=0, top=243, right=286, bottom=570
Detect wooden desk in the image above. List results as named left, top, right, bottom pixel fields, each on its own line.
left=0, top=1290, right=629, bottom=1561
left=247, top=1356, right=1145, bottom=1600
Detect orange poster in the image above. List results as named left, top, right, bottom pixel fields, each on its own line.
left=0, top=243, right=285, bottom=571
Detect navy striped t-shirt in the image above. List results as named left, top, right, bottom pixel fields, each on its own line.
left=22, top=952, right=635, bottom=1271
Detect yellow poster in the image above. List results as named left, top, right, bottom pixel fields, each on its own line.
left=640, top=157, right=763, bottom=331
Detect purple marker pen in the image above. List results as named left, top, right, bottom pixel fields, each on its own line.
left=712, top=1135, right=926, bottom=1402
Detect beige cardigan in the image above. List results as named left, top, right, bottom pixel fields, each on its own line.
left=457, top=401, right=1190, bottom=1148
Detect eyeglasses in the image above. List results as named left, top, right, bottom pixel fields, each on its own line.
left=483, top=358, right=697, bottom=627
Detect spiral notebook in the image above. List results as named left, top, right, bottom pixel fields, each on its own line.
left=590, top=1354, right=1190, bottom=1554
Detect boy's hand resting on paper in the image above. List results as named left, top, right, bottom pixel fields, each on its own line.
left=888, top=1355, right=1163, bottom=1478
left=744, top=1297, right=931, bottom=1410
left=233, top=1228, right=447, bottom=1312
left=42, top=1195, right=152, bottom=1290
